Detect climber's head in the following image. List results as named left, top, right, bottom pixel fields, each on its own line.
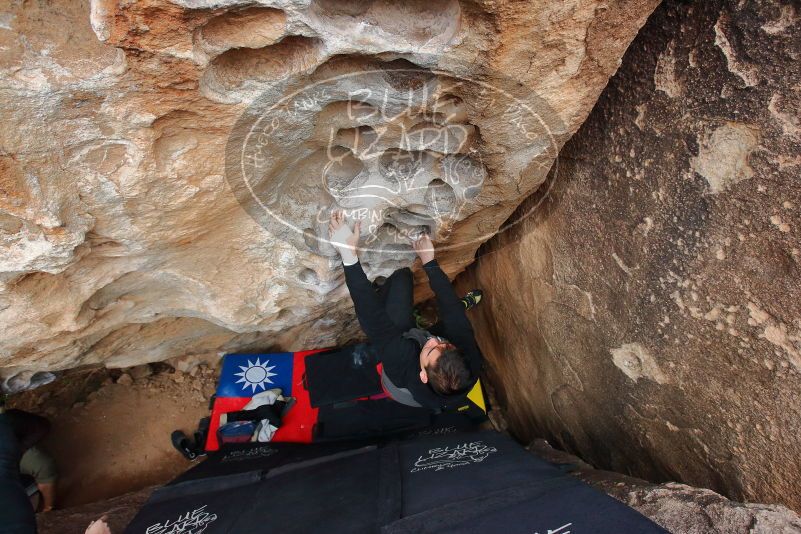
left=419, top=337, right=471, bottom=395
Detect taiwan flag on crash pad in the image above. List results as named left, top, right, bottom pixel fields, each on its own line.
left=206, top=350, right=326, bottom=451
left=216, top=352, right=295, bottom=398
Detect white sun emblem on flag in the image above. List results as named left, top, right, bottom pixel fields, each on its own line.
left=234, top=358, right=277, bottom=393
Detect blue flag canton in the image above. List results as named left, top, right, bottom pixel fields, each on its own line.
left=217, top=352, right=295, bottom=398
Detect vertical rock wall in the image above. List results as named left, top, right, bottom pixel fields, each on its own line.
left=459, top=0, right=801, bottom=510
left=0, top=0, right=658, bottom=385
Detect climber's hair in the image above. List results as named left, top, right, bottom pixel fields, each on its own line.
left=426, top=348, right=472, bottom=395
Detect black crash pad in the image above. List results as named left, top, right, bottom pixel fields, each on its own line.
left=125, top=430, right=668, bottom=534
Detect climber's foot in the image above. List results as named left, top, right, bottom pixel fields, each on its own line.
left=461, top=289, right=483, bottom=311
left=413, top=308, right=432, bottom=329
left=171, top=430, right=198, bottom=460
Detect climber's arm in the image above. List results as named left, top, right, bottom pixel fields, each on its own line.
left=343, top=262, right=405, bottom=348
left=330, top=211, right=403, bottom=349
left=413, top=235, right=483, bottom=376
left=422, top=260, right=483, bottom=375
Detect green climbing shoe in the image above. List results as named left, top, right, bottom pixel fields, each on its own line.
left=461, top=289, right=483, bottom=311
left=413, top=308, right=432, bottom=329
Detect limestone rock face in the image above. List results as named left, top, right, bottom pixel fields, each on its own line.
left=529, top=440, right=801, bottom=534
left=0, top=0, right=658, bottom=383
left=458, top=0, right=801, bottom=511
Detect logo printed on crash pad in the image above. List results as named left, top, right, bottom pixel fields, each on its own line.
left=221, top=446, right=278, bottom=463
left=145, top=504, right=217, bottom=534
left=410, top=441, right=498, bottom=472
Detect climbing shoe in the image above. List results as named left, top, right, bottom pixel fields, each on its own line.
left=171, top=430, right=199, bottom=460
left=193, top=416, right=210, bottom=455
left=413, top=307, right=433, bottom=329
left=460, top=289, right=483, bottom=311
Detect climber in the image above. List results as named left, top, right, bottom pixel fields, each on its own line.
left=328, top=210, right=483, bottom=411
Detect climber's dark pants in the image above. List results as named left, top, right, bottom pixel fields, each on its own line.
left=376, top=267, right=449, bottom=338
left=375, top=267, right=416, bottom=332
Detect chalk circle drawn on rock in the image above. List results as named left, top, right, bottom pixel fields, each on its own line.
left=224, top=57, right=566, bottom=256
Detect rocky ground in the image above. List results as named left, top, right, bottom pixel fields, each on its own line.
left=8, top=361, right=218, bottom=508
left=531, top=441, right=801, bottom=534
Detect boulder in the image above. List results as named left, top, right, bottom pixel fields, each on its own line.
left=0, top=0, right=658, bottom=383
left=458, top=0, right=801, bottom=512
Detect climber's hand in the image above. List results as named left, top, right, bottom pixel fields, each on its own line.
left=328, top=210, right=361, bottom=265
left=412, top=233, right=435, bottom=264
left=328, top=210, right=360, bottom=249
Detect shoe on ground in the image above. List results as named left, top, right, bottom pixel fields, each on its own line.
left=171, top=430, right=198, bottom=460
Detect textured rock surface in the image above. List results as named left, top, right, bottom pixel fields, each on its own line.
left=458, top=0, right=801, bottom=511
left=0, top=0, right=658, bottom=384
left=530, top=440, right=801, bottom=534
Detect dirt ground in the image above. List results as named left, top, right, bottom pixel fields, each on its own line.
left=8, top=363, right=218, bottom=508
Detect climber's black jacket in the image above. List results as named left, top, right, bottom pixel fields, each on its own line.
left=343, top=259, right=483, bottom=411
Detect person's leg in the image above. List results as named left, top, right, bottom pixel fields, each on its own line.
left=419, top=288, right=484, bottom=336
left=20, top=446, right=57, bottom=511
left=379, top=267, right=415, bottom=331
